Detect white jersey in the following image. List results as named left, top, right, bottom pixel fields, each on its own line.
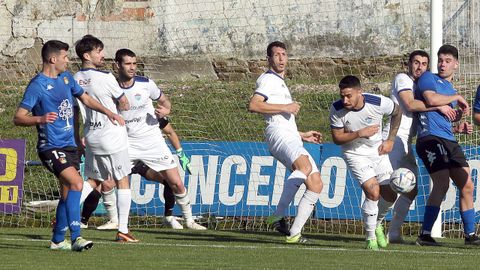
left=329, top=93, right=395, bottom=157
left=383, top=73, right=416, bottom=141
left=254, top=70, right=298, bottom=136
left=119, top=76, right=167, bottom=160
left=74, top=68, right=128, bottom=155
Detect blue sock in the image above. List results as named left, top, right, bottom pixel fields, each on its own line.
left=52, top=199, right=68, bottom=243
left=65, top=190, right=82, bottom=242
left=460, top=208, right=476, bottom=236
left=422, top=205, right=440, bottom=234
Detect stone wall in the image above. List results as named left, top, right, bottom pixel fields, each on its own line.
left=0, top=0, right=475, bottom=82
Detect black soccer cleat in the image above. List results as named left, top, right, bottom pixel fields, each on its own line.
left=416, top=234, right=440, bottom=246
left=465, top=234, right=480, bottom=246
left=267, top=216, right=291, bottom=236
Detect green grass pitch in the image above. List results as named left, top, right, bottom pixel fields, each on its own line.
left=1, top=227, right=479, bottom=269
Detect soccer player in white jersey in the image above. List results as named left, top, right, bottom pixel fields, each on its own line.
left=114, top=48, right=206, bottom=230
left=73, top=35, right=138, bottom=242
left=249, top=41, right=323, bottom=244
left=383, top=50, right=457, bottom=243
left=329, top=75, right=402, bottom=250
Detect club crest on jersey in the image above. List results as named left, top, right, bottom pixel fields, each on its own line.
left=63, top=76, right=69, bottom=84
left=59, top=157, right=67, bottom=164
left=365, top=117, right=373, bottom=124
left=135, top=93, right=141, bottom=101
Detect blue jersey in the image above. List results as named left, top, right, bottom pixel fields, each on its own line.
left=473, top=85, right=480, bottom=113
left=19, top=71, right=84, bottom=151
left=414, top=71, right=457, bottom=141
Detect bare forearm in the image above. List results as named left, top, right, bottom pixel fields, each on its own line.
left=425, top=93, right=458, bottom=107
left=249, top=102, right=287, bottom=114
left=13, top=115, right=42, bottom=126
left=386, top=105, right=401, bottom=141
left=332, top=131, right=359, bottom=145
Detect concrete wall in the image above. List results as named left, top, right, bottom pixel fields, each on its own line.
left=0, top=0, right=475, bottom=81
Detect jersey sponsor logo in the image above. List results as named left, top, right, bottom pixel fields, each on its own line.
left=130, top=104, right=147, bottom=110
left=78, top=78, right=91, bottom=86
left=125, top=117, right=141, bottom=124
left=58, top=99, right=73, bottom=131
left=88, top=121, right=103, bottom=130
left=63, top=76, right=69, bottom=84
left=47, top=84, right=54, bottom=90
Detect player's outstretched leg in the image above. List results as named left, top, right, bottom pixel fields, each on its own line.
left=163, top=185, right=183, bottom=229
left=269, top=170, right=307, bottom=236
left=285, top=172, right=321, bottom=244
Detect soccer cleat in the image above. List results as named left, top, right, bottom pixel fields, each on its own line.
left=185, top=221, right=207, bottom=230
left=71, top=237, right=93, bottom=252
left=267, top=215, right=290, bottom=236
left=286, top=233, right=308, bottom=244
left=163, top=216, right=184, bottom=229
left=416, top=234, right=440, bottom=246
left=80, top=222, right=88, bottom=229
left=366, top=239, right=379, bottom=250
left=387, top=233, right=405, bottom=244
left=375, top=224, right=388, bottom=248
left=97, top=220, right=119, bottom=230
left=50, top=240, right=71, bottom=251
left=465, top=234, right=480, bottom=245
left=116, top=231, right=140, bottom=243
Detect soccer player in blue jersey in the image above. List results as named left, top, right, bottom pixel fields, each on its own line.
left=414, top=44, right=480, bottom=246
left=13, top=40, right=124, bottom=251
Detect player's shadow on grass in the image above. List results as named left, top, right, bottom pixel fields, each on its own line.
left=132, top=228, right=344, bottom=247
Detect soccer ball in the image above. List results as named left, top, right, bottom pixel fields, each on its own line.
left=389, top=168, right=416, bottom=194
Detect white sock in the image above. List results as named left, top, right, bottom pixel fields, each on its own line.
left=376, top=197, right=394, bottom=227
left=102, top=189, right=118, bottom=223
left=362, top=198, right=379, bottom=240
left=117, top=189, right=131, bottom=234
left=175, top=191, right=194, bottom=224
left=274, top=170, right=306, bottom=216
left=80, top=182, right=94, bottom=204
left=289, top=190, right=320, bottom=236
left=389, top=195, right=413, bottom=237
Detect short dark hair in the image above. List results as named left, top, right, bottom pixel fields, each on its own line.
left=41, top=40, right=69, bottom=63
left=75, top=35, right=104, bottom=61
left=267, top=41, right=287, bottom=57
left=437, top=44, right=458, bottom=60
left=409, top=50, right=430, bottom=64
left=115, top=48, right=136, bottom=64
left=339, top=75, right=361, bottom=90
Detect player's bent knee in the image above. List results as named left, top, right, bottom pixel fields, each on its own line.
left=305, top=173, right=322, bottom=193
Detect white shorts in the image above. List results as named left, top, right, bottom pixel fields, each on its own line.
left=129, top=138, right=177, bottom=172
left=344, top=153, right=393, bottom=185
left=388, top=137, right=418, bottom=176
left=266, top=129, right=319, bottom=174
left=84, top=148, right=131, bottom=181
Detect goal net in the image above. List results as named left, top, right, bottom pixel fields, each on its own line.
left=0, top=0, right=477, bottom=237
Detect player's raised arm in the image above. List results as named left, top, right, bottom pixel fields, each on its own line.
left=248, top=94, right=300, bottom=115
left=77, top=92, right=125, bottom=126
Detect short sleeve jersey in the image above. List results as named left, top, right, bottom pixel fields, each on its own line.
left=19, top=71, right=84, bottom=152
left=415, top=71, right=456, bottom=141
left=329, top=93, right=395, bottom=157
left=119, top=76, right=163, bottom=140
left=254, top=70, right=298, bottom=133
left=74, top=68, right=128, bottom=155
left=383, top=73, right=416, bottom=140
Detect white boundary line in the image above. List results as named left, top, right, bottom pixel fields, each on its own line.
left=0, top=237, right=475, bottom=256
